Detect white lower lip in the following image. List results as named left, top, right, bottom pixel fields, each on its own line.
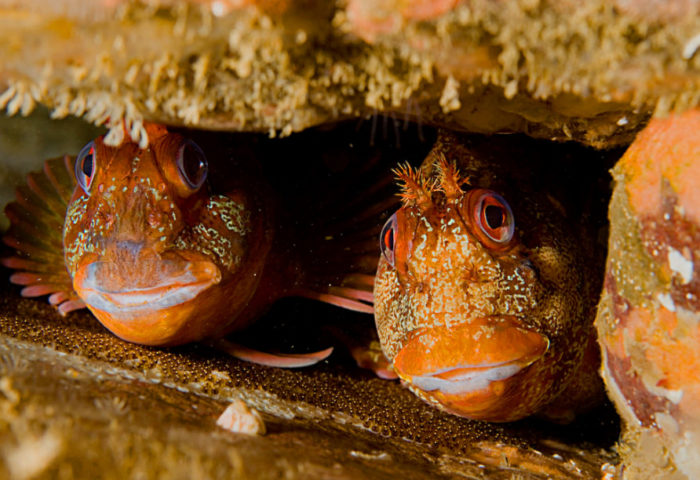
left=83, top=283, right=211, bottom=314
left=79, top=263, right=217, bottom=316
left=409, top=363, right=524, bottom=395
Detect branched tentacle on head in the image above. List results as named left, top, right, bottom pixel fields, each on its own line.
left=392, top=163, right=435, bottom=209
left=393, top=156, right=470, bottom=211
left=435, top=153, right=469, bottom=201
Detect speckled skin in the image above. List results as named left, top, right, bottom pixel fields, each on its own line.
left=374, top=131, right=605, bottom=422
left=62, top=124, right=275, bottom=346
left=3, top=124, right=382, bottom=351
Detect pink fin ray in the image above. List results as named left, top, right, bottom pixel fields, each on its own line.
left=57, top=299, right=86, bottom=316
left=327, top=286, right=374, bottom=303
left=10, top=271, right=71, bottom=286
left=323, top=325, right=397, bottom=379
left=48, top=291, right=69, bottom=305
left=212, top=339, right=333, bottom=368
left=286, top=153, right=396, bottom=315
left=1, top=256, right=58, bottom=273
left=26, top=170, right=70, bottom=218
left=43, top=155, right=76, bottom=202
left=322, top=196, right=399, bottom=237
left=5, top=201, right=64, bottom=233
left=3, top=235, right=64, bottom=260
left=298, top=290, right=374, bottom=314
left=3, top=155, right=81, bottom=315
left=340, top=273, right=375, bottom=288
left=21, top=284, right=70, bottom=297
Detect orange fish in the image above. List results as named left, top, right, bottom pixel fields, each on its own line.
left=374, top=131, right=606, bottom=422
left=3, top=123, right=383, bottom=367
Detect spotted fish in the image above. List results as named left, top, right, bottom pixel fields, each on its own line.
left=3, top=123, right=382, bottom=366
left=374, top=131, right=607, bottom=422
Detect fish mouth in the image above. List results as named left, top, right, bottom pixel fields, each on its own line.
left=408, top=362, right=530, bottom=396
left=392, top=316, right=549, bottom=415
left=75, top=259, right=221, bottom=316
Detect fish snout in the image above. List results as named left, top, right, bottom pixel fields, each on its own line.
left=72, top=245, right=222, bottom=346
left=392, top=316, right=550, bottom=421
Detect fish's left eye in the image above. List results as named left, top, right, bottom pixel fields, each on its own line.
left=469, top=189, right=515, bottom=247
left=75, top=141, right=97, bottom=194
left=177, top=140, right=208, bottom=190
left=380, top=213, right=398, bottom=267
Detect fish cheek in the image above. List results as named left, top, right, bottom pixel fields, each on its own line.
left=374, top=256, right=417, bottom=361
left=173, top=194, right=252, bottom=274
left=525, top=240, right=584, bottom=334
left=63, top=192, right=103, bottom=277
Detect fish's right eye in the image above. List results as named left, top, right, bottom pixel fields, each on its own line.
left=176, top=139, right=208, bottom=190
left=380, top=213, right=398, bottom=267
left=75, top=141, right=97, bottom=194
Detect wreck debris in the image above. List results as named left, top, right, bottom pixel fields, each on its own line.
left=0, top=0, right=697, bottom=148
left=596, top=109, right=700, bottom=479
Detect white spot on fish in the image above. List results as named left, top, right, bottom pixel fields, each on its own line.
left=668, top=248, right=693, bottom=284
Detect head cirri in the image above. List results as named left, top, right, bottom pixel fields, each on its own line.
left=374, top=137, right=595, bottom=422
left=63, top=125, right=261, bottom=346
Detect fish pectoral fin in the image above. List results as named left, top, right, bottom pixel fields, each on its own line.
left=287, top=153, right=399, bottom=315
left=323, top=324, right=397, bottom=380
left=2, top=156, right=83, bottom=316
left=211, top=339, right=333, bottom=368
left=350, top=343, right=397, bottom=379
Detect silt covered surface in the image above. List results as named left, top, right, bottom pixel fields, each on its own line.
left=0, top=291, right=619, bottom=479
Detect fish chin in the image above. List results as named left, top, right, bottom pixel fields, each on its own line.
left=73, top=259, right=222, bottom=346
left=391, top=316, right=550, bottom=421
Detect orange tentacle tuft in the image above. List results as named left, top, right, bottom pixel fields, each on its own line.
left=436, top=153, right=468, bottom=200
left=392, top=163, right=435, bottom=209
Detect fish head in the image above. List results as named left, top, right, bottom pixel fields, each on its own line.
left=64, top=125, right=264, bottom=346
left=374, top=150, right=587, bottom=421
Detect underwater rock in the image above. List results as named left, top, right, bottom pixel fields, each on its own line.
left=596, top=109, right=700, bottom=479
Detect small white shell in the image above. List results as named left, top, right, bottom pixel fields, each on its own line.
left=216, top=399, right=266, bottom=435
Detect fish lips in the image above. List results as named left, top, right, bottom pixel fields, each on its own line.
left=392, top=316, right=549, bottom=420
left=74, top=257, right=221, bottom=345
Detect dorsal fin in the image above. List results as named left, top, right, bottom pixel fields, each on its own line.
left=2, top=155, right=85, bottom=315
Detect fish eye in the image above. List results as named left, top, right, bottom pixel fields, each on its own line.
left=380, top=213, right=398, bottom=267
left=176, top=140, right=208, bottom=190
left=470, top=189, right=515, bottom=246
left=75, top=141, right=97, bottom=194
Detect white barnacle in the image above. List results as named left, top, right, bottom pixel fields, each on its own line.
left=216, top=399, right=265, bottom=435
